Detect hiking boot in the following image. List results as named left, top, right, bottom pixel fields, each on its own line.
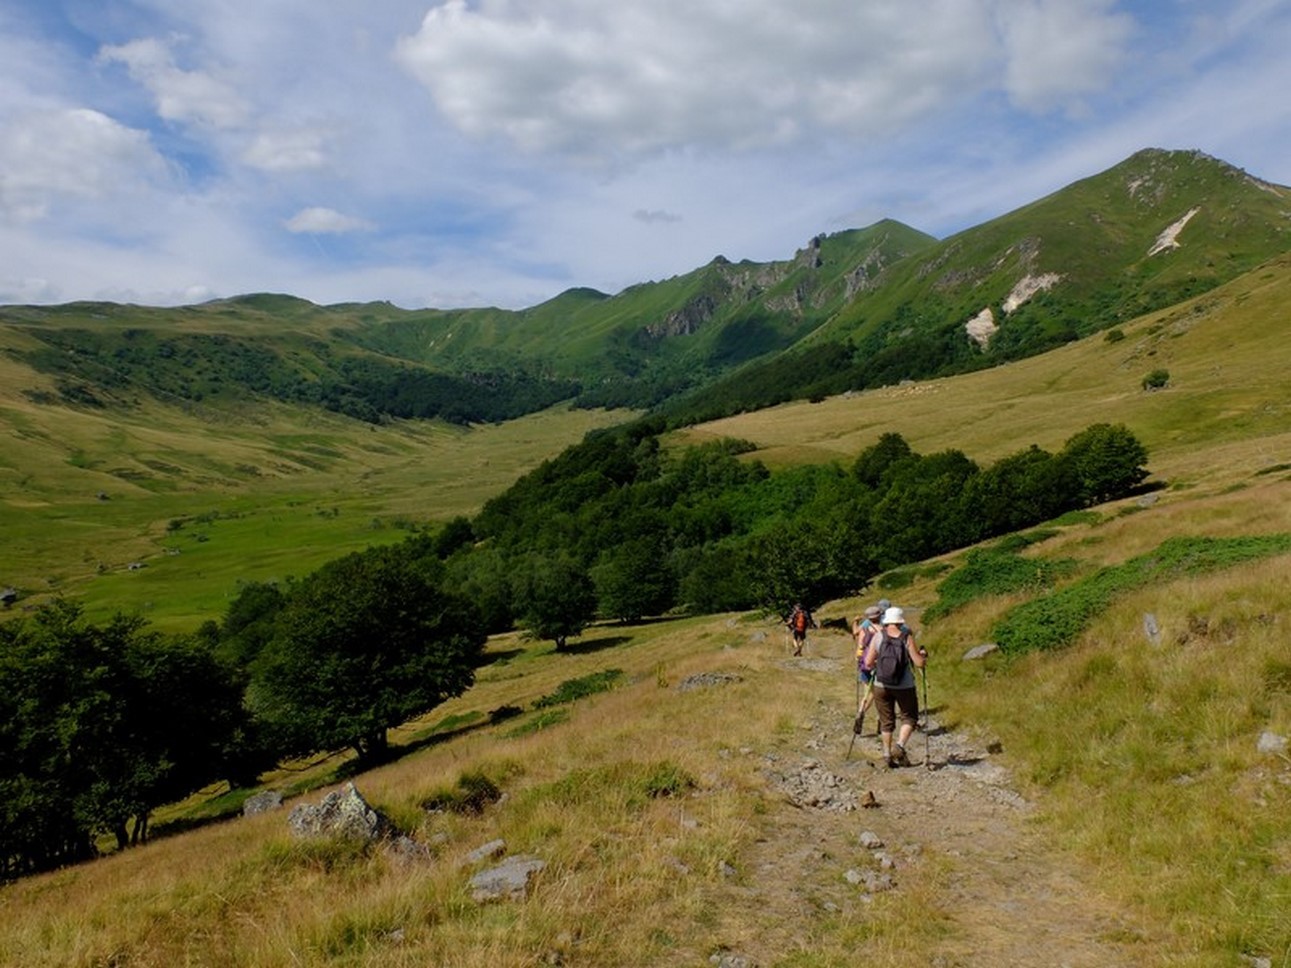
left=884, top=751, right=896, bottom=769
left=893, top=744, right=910, bottom=768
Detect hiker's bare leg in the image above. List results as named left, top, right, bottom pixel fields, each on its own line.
left=898, top=722, right=916, bottom=750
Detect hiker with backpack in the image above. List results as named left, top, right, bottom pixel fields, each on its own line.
left=862, top=606, right=927, bottom=767
left=787, top=602, right=816, bottom=656
left=852, top=605, right=883, bottom=725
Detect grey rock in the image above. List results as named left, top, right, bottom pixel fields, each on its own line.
left=387, top=834, right=432, bottom=864
left=962, top=643, right=999, bottom=661
left=287, top=782, right=393, bottom=842
left=1257, top=732, right=1288, bottom=755
left=1143, top=613, right=1162, bottom=646
left=859, top=830, right=884, bottom=850
left=469, top=855, right=546, bottom=902
left=678, top=672, right=743, bottom=692
left=464, top=838, right=507, bottom=866
left=242, top=790, right=283, bottom=816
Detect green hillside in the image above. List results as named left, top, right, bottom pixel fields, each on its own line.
left=664, top=149, right=1291, bottom=422
left=3, top=149, right=1286, bottom=428
left=338, top=219, right=938, bottom=405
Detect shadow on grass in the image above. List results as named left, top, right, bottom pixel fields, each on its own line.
left=555, top=635, right=632, bottom=655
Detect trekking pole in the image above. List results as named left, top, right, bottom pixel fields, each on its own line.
left=846, top=679, right=873, bottom=761
left=920, top=662, right=931, bottom=770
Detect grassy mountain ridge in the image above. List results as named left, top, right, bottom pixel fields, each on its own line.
left=663, top=149, right=1291, bottom=422
left=335, top=219, right=937, bottom=401
left=2, top=149, right=1286, bottom=424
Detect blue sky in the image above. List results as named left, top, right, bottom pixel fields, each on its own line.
left=2, top=0, right=1289, bottom=310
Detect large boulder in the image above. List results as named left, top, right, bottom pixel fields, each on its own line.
left=287, top=782, right=394, bottom=842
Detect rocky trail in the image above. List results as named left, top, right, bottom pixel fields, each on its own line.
left=705, top=645, right=1156, bottom=967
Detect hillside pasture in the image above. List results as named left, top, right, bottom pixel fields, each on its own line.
left=0, top=379, right=627, bottom=628
left=676, top=254, right=1291, bottom=493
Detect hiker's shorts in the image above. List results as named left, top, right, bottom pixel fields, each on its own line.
left=873, top=684, right=919, bottom=733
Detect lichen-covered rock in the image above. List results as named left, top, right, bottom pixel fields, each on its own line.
left=287, top=782, right=394, bottom=842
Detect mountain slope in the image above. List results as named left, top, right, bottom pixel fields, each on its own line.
left=1, top=149, right=1287, bottom=427
left=339, top=219, right=938, bottom=404
left=664, top=148, right=1291, bottom=422
left=821, top=147, right=1291, bottom=351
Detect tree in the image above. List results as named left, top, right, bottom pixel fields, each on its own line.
left=1059, top=423, right=1149, bottom=506
left=515, top=554, right=598, bottom=650
left=0, top=602, right=247, bottom=875
left=249, top=547, right=484, bottom=765
left=592, top=535, right=676, bottom=623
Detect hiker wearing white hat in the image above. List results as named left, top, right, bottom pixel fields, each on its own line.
left=862, top=606, right=927, bottom=767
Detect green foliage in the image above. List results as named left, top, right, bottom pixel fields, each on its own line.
left=639, top=761, right=698, bottom=799
left=994, top=534, right=1291, bottom=654
left=1060, top=423, right=1149, bottom=506
left=0, top=601, right=249, bottom=877
left=420, top=770, right=503, bottom=814
left=923, top=549, right=1077, bottom=622
left=14, top=321, right=580, bottom=426
left=514, top=554, right=598, bottom=649
left=248, top=545, right=486, bottom=764
left=504, top=708, right=569, bottom=736
left=592, top=535, right=677, bottom=623
left=532, top=669, right=625, bottom=709
left=1141, top=368, right=1171, bottom=390
left=460, top=423, right=1149, bottom=627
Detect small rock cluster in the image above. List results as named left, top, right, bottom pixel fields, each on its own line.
left=677, top=671, right=743, bottom=692
left=844, top=829, right=897, bottom=895
left=764, top=758, right=858, bottom=811
left=282, top=783, right=545, bottom=900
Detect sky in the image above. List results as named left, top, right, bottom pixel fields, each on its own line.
left=1, top=0, right=1289, bottom=311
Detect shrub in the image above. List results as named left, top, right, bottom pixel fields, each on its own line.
left=994, top=535, right=1291, bottom=655
left=924, top=548, right=1077, bottom=622
left=1142, top=368, right=1170, bottom=390
left=421, top=770, right=502, bottom=814
left=532, top=669, right=625, bottom=709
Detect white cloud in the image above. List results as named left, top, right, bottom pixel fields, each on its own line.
left=1, top=0, right=1289, bottom=313
left=996, top=0, right=1135, bottom=112
left=98, top=36, right=249, bottom=130
left=0, top=108, right=168, bottom=222
left=284, top=207, right=376, bottom=234
left=393, top=0, right=1136, bottom=160
left=243, top=127, right=334, bottom=172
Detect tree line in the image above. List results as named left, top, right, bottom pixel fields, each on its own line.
left=0, top=420, right=1148, bottom=878
left=19, top=328, right=580, bottom=425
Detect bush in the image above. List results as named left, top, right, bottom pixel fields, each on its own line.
left=420, top=770, right=502, bottom=814
left=1142, top=368, right=1170, bottom=391
left=924, top=549, right=1077, bottom=622
left=994, top=535, right=1291, bottom=654
left=532, top=669, right=625, bottom=708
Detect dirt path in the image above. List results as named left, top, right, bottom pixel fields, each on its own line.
left=718, top=645, right=1155, bottom=967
